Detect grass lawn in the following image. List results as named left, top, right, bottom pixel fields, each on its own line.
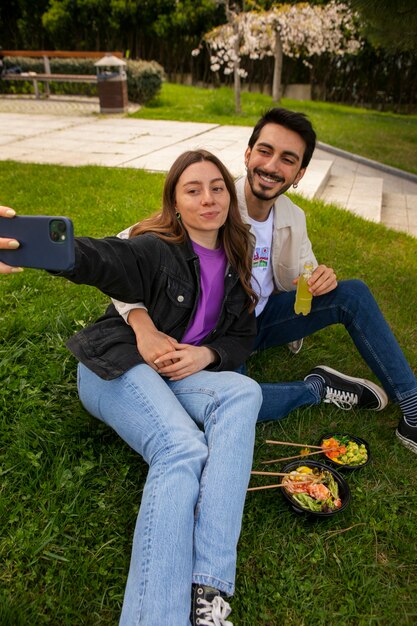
left=1, top=161, right=417, bottom=625
left=132, top=83, right=417, bottom=176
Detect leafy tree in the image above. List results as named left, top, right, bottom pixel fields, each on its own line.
left=1, top=0, right=51, bottom=49
left=349, top=0, right=417, bottom=53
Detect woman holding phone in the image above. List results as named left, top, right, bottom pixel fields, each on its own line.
left=1, top=151, right=262, bottom=626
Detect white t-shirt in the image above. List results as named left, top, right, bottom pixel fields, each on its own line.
left=247, top=210, right=275, bottom=317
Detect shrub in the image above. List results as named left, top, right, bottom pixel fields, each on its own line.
left=125, top=59, right=165, bottom=104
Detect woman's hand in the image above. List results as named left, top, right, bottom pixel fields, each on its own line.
left=154, top=344, right=219, bottom=381
left=0, top=206, right=22, bottom=274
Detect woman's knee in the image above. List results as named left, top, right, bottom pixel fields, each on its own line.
left=241, top=376, right=263, bottom=411
left=215, top=372, right=263, bottom=419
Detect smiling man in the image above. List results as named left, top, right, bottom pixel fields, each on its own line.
left=231, top=108, right=417, bottom=452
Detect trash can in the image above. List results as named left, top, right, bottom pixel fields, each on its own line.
left=95, top=55, right=128, bottom=114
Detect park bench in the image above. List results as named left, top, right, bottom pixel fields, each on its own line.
left=1, top=50, right=124, bottom=98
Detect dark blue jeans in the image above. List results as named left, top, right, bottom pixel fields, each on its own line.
left=250, top=279, right=417, bottom=422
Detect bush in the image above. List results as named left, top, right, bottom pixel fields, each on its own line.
left=126, top=59, right=165, bottom=104
left=0, top=56, right=165, bottom=104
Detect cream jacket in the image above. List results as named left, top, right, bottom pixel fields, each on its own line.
left=235, top=176, right=317, bottom=293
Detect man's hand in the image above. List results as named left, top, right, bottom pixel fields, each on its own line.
left=0, top=206, right=22, bottom=274
left=293, top=264, right=337, bottom=296
left=154, top=344, right=218, bottom=381
left=128, top=308, right=179, bottom=371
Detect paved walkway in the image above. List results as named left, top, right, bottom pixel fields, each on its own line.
left=0, top=95, right=416, bottom=236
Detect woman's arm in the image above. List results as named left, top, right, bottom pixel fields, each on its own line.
left=58, top=235, right=160, bottom=303
left=0, top=207, right=22, bottom=274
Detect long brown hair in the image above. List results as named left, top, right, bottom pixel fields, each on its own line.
left=129, top=149, right=258, bottom=311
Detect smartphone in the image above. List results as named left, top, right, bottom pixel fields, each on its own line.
left=0, top=215, right=75, bottom=271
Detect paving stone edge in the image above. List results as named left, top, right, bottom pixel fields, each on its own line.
left=317, top=141, right=417, bottom=184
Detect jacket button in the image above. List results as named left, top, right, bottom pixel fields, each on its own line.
left=177, top=295, right=184, bottom=302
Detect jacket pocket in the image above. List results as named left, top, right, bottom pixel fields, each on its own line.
left=165, top=275, right=194, bottom=309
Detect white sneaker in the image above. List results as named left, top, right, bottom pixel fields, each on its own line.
left=287, top=338, right=303, bottom=355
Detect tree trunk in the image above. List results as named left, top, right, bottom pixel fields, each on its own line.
left=233, top=19, right=242, bottom=114
left=272, top=29, right=283, bottom=102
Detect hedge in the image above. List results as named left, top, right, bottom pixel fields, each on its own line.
left=0, top=56, right=165, bottom=104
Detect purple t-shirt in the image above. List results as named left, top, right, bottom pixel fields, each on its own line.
left=182, top=241, right=227, bottom=345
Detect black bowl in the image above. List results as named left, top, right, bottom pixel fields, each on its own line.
left=281, top=459, right=350, bottom=518
left=319, top=432, right=371, bottom=471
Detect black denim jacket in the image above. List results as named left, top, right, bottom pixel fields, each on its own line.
left=60, top=233, right=256, bottom=380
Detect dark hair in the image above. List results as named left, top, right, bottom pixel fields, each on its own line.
left=248, top=108, right=316, bottom=169
left=129, top=149, right=258, bottom=311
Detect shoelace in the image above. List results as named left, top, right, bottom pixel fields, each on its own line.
left=195, top=594, right=233, bottom=626
left=323, top=386, right=358, bottom=410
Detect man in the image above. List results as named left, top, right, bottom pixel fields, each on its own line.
left=111, top=108, right=417, bottom=454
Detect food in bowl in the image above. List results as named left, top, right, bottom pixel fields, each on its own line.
left=321, top=434, right=368, bottom=467
left=282, top=464, right=342, bottom=513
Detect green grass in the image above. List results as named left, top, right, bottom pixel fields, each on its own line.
left=132, top=83, right=417, bottom=175
left=1, top=161, right=417, bottom=625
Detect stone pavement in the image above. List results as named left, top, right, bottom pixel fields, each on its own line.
left=0, top=94, right=416, bottom=237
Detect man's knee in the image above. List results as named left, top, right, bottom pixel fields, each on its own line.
left=330, top=279, right=375, bottom=313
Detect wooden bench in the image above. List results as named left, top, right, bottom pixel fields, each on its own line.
left=1, top=50, right=124, bottom=98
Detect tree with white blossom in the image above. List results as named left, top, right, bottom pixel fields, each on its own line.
left=193, top=2, right=362, bottom=109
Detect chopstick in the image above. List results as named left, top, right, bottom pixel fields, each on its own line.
left=249, top=469, right=318, bottom=492
left=262, top=447, right=338, bottom=465
left=251, top=470, right=292, bottom=477
left=247, top=483, right=286, bottom=492
left=265, top=439, right=323, bottom=449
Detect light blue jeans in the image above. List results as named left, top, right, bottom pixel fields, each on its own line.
left=77, top=363, right=262, bottom=626
left=252, top=279, right=417, bottom=421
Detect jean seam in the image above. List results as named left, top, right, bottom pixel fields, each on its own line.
left=120, top=374, right=169, bottom=625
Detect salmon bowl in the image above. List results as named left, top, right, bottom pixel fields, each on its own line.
left=281, top=460, right=350, bottom=517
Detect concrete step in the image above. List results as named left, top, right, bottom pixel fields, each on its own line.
left=318, top=174, right=383, bottom=223
left=381, top=192, right=417, bottom=237
left=295, top=159, right=332, bottom=199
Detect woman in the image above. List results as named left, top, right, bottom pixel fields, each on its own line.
left=1, top=151, right=262, bottom=626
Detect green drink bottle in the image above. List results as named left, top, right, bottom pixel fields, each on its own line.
left=294, top=261, right=314, bottom=315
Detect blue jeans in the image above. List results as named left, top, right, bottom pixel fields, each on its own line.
left=77, top=363, right=262, bottom=626
left=253, top=279, right=417, bottom=422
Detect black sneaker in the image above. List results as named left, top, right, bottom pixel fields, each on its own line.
left=396, top=418, right=417, bottom=454
left=191, top=584, right=233, bottom=626
left=305, top=365, right=388, bottom=411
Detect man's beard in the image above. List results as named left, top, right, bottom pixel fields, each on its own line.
left=246, top=167, right=292, bottom=201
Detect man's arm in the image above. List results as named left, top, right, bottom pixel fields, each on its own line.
left=127, top=308, right=180, bottom=371
left=293, top=207, right=337, bottom=296
left=112, top=226, right=148, bottom=322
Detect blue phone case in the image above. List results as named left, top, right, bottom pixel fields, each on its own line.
left=0, top=215, right=75, bottom=271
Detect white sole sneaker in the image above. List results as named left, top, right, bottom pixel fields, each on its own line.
left=305, top=365, right=389, bottom=411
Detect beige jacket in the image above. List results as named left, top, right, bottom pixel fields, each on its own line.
left=235, top=176, right=317, bottom=293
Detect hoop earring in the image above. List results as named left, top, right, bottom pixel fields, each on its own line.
left=176, top=212, right=181, bottom=220
left=293, top=183, right=298, bottom=189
